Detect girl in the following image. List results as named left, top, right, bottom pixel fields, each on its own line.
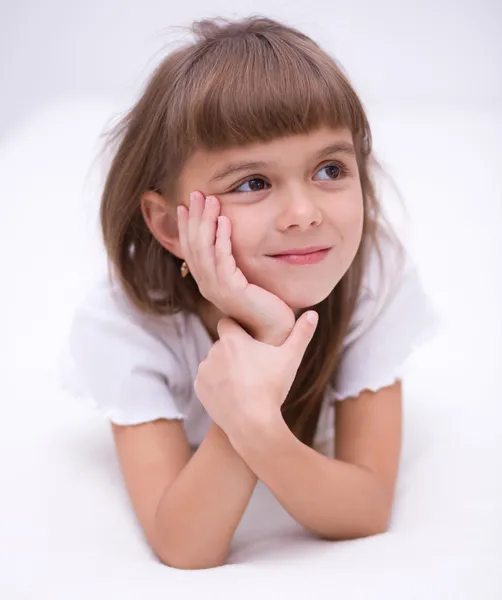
left=59, top=15, right=440, bottom=569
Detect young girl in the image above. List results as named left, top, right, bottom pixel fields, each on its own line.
left=59, top=15, right=440, bottom=569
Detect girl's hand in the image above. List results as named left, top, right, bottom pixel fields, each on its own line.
left=194, top=311, right=319, bottom=441
left=177, top=191, right=295, bottom=345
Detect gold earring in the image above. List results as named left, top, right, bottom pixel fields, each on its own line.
left=180, top=261, right=189, bottom=278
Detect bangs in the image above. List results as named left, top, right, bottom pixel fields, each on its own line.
left=175, top=33, right=368, bottom=152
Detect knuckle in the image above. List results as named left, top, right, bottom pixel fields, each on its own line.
left=221, top=334, right=238, bottom=353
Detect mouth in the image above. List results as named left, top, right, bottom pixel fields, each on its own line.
left=266, top=246, right=332, bottom=266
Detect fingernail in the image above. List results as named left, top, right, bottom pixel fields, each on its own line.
left=177, top=205, right=182, bottom=219
left=189, top=192, right=196, bottom=207
left=306, top=311, right=318, bottom=325
left=205, top=195, right=211, bottom=208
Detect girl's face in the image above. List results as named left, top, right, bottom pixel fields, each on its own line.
left=177, top=126, right=364, bottom=309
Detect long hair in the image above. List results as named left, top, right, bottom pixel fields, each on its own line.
left=99, top=15, right=403, bottom=447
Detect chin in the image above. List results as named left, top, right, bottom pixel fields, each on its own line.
left=276, top=284, right=336, bottom=310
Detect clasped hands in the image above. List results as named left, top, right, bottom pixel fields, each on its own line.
left=177, top=191, right=318, bottom=445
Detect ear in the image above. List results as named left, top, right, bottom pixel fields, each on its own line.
left=140, top=190, right=183, bottom=260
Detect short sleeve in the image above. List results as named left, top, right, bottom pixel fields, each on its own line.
left=57, top=280, right=190, bottom=425
left=333, top=229, right=442, bottom=401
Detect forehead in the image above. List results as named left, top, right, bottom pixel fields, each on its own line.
left=182, top=126, right=354, bottom=178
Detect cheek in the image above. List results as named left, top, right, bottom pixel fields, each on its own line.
left=333, top=191, right=364, bottom=238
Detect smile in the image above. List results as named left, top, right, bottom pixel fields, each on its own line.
left=268, top=247, right=332, bottom=265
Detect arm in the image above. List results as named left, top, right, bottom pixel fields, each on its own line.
left=228, top=380, right=402, bottom=540
left=112, top=417, right=257, bottom=571
left=112, top=326, right=289, bottom=571
left=153, top=421, right=258, bottom=569
left=121, top=187, right=298, bottom=569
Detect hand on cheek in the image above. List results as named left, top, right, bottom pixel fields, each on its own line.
left=177, top=190, right=295, bottom=345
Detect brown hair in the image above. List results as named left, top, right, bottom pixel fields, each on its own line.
left=99, top=15, right=403, bottom=447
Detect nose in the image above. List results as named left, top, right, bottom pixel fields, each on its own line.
left=275, top=186, right=323, bottom=232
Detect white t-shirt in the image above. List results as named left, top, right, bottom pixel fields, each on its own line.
left=57, top=230, right=441, bottom=455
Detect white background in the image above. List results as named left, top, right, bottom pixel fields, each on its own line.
left=1, top=1, right=501, bottom=598
left=1, top=0, right=501, bottom=139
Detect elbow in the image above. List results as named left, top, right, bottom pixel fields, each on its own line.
left=361, top=474, right=393, bottom=537
left=321, top=483, right=393, bottom=541
left=153, top=543, right=228, bottom=571
left=366, top=508, right=391, bottom=536
left=150, top=517, right=229, bottom=570
left=361, top=486, right=393, bottom=537
left=158, top=556, right=226, bottom=571
left=365, top=488, right=393, bottom=537
left=320, top=513, right=390, bottom=542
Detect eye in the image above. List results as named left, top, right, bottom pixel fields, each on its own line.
left=314, top=162, right=348, bottom=181
left=232, top=177, right=270, bottom=193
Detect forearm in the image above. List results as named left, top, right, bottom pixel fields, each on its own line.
left=229, top=415, right=391, bottom=541
left=154, top=422, right=257, bottom=569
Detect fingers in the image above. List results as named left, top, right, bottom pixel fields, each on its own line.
left=177, top=191, right=248, bottom=315
left=186, top=191, right=204, bottom=253
left=186, top=192, right=205, bottom=282
left=196, top=194, right=220, bottom=281
left=177, top=203, right=190, bottom=263
left=215, top=215, right=236, bottom=279
left=215, top=215, right=249, bottom=292
left=217, top=317, right=252, bottom=343
left=283, top=311, right=318, bottom=370
left=177, top=191, right=220, bottom=288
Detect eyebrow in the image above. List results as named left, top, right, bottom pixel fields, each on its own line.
left=209, top=141, right=356, bottom=182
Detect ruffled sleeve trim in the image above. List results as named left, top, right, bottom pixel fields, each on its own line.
left=332, top=310, right=443, bottom=401
left=57, top=277, right=191, bottom=426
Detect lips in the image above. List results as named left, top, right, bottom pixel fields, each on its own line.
left=268, top=245, right=331, bottom=257
left=267, top=246, right=332, bottom=266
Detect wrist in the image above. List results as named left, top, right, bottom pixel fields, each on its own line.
left=207, top=421, right=258, bottom=479
left=226, top=408, right=290, bottom=457
left=253, top=322, right=294, bottom=346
